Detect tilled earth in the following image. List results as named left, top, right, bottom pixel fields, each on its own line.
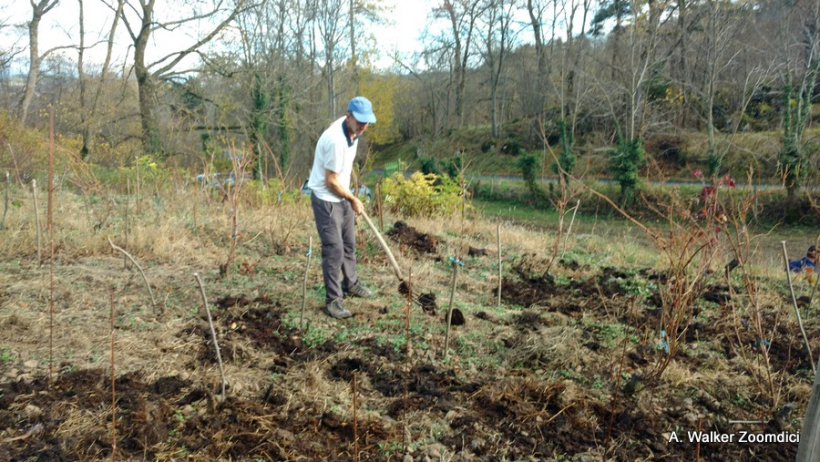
left=0, top=223, right=812, bottom=461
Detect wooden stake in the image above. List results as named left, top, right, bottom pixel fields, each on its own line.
left=110, top=288, right=117, bottom=462
left=352, top=371, right=359, bottom=462
left=376, top=182, right=383, bottom=231
left=403, top=265, right=411, bottom=453
left=443, top=260, right=460, bottom=359
left=124, top=178, right=130, bottom=270
left=194, top=273, right=227, bottom=401
left=48, top=107, right=55, bottom=387
left=1, top=171, right=8, bottom=231
left=497, top=224, right=502, bottom=308
left=32, top=179, right=42, bottom=265
left=805, top=234, right=820, bottom=317
left=48, top=107, right=53, bottom=235
left=404, top=265, right=411, bottom=398
left=7, top=144, right=22, bottom=186
left=782, top=241, right=816, bottom=374
left=299, top=237, right=313, bottom=329
left=134, top=157, right=140, bottom=214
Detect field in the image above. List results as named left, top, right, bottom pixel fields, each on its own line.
left=0, top=177, right=818, bottom=461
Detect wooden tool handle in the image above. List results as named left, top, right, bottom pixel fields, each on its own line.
left=361, top=211, right=404, bottom=282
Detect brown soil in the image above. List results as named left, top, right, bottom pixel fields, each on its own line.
left=0, top=234, right=811, bottom=461
left=386, top=221, right=438, bottom=254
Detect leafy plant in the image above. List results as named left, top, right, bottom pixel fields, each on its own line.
left=302, top=328, right=329, bottom=348
left=609, top=136, right=646, bottom=208
left=517, top=152, right=542, bottom=202
left=381, top=171, right=463, bottom=218
left=0, top=346, right=12, bottom=364
left=552, top=119, right=576, bottom=184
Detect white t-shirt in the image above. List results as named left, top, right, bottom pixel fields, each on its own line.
left=307, top=116, right=358, bottom=202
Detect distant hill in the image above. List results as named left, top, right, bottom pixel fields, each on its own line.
left=372, top=119, right=804, bottom=185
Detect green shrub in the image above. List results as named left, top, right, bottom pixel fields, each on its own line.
left=518, top=152, right=542, bottom=201
left=381, top=172, right=464, bottom=218
left=419, top=155, right=441, bottom=176
left=609, top=137, right=646, bottom=208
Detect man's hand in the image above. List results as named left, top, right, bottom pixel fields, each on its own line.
left=350, top=196, right=364, bottom=216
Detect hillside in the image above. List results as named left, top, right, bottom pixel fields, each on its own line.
left=373, top=120, right=802, bottom=184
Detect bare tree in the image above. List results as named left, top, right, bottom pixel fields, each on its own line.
left=524, top=0, right=556, bottom=117
left=117, top=0, right=247, bottom=156
left=0, top=6, right=24, bottom=81
left=777, top=0, right=820, bottom=199
left=316, top=0, right=348, bottom=118
left=434, top=0, right=485, bottom=127
left=78, top=0, right=125, bottom=161
left=19, top=0, right=61, bottom=125
left=348, top=0, right=386, bottom=95
left=696, top=0, right=742, bottom=177
left=480, top=0, right=516, bottom=137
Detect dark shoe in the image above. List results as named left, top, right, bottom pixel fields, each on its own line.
left=323, top=299, right=352, bottom=319
left=344, top=281, right=375, bottom=299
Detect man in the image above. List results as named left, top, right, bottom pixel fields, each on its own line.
left=307, top=96, right=377, bottom=319
left=789, top=245, right=817, bottom=274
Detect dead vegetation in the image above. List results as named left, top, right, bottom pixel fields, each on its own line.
left=0, top=177, right=815, bottom=461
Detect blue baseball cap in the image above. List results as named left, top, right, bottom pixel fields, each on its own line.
left=347, top=96, right=377, bottom=124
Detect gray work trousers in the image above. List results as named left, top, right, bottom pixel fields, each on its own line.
left=311, top=193, right=359, bottom=304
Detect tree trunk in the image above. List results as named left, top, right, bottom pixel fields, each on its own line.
left=134, top=44, right=160, bottom=154
left=349, top=0, right=359, bottom=94
left=19, top=1, right=57, bottom=125
left=77, top=0, right=89, bottom=160
left=678, top=0, right=688, bottom=127
left=132, top=0, right=161, bottom=155
left=491, top=86, right=498, bottom=137
left=445, top=1, right=464, bottom=123
left=526, top=0, right=547, bottom=117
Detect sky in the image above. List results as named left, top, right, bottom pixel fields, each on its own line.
left=2, top=0, right=441, bottom=74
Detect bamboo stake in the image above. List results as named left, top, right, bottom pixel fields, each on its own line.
left=124, top=178, right=130, bottom=270
left=7, top=144, right=22, bottom=186
left=299, top=237, right=313, bottom=329
left=443, top=259, right=461, bottom=359
left=32, top=179, right=42, bottom=265
left=403, top=265, right=411, bottom=453
left=1, top=171, right=9, bottom=231
left=107, top=238, right=158, bottom=312
left=376, top=181, right=383, bottom=231
left=805, top=234, right=820, bottom=317
left=110, top=289, right=117, bottom=462
left=782, top=241, right=816, bottom=374
left=48, top=107, right=54, bottom=235
left=134, top=157, right=140, bottom=214
left=497, top=224, right=502, bottom=308
left=194, top=273, right=227, bottom=401
left=48, top=108, right=55, bottom=386
left=404, top=265, right=411, bottom=398
left=352, top=371, right=359, bottom=462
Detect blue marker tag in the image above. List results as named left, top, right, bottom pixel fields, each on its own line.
left=659, top=330, right=669, bottom=354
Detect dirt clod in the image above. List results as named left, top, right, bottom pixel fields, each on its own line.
left=387, top=221, right=438, bottom=253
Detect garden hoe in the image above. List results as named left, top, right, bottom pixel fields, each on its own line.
left=360, top=211, right=438, bottom=312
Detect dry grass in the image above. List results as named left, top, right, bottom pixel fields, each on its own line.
left=0, top=177, right=815, bottom=461
left=509, top=325, right=587, bottom=371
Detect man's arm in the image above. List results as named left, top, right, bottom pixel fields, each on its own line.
left=325, top=169, right=364, bottom=215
